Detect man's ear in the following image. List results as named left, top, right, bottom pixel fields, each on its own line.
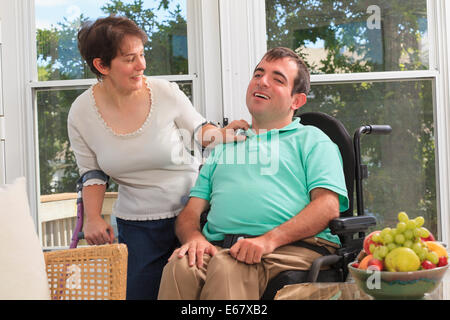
left=92, top=58, right=109, bottom=76
left=291, top=93, right=307, bottom=111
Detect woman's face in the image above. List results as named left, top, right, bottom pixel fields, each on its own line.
left=104, top=34, right=146, bottom=93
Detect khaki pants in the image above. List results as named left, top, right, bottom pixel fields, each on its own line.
left=157, top=237, right=338, bottom=300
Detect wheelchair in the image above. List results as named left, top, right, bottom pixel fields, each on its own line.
left=260, top=111, right=391, bottom=299
left=200, top=111, right=392, bottom=299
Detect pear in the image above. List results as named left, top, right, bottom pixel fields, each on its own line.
left=385, top=247, right=421, bottom=272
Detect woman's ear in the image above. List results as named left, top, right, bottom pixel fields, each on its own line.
left=291, top=93, right=307, bottom=111
left=92, top=58, right=109, bottom=76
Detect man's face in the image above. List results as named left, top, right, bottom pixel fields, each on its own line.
left=246, top=57, right=305, bottom=122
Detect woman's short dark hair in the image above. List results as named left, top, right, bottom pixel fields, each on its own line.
left=260, top=47, right=310, bottom=95
left=78, top=15, right=148, bottom=79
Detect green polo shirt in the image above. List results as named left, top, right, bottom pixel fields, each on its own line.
left=190, top=117, right=349, bottom=245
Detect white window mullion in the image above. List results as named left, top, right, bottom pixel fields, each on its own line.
left=219, top=0, right=267, bottom=124
left=187, top=0, right=223, bottom=123
left=0, top=18, right=5, bottom=185
left=428, top=0, right=438, bottom=71
left=433, top=0, right=450, bottom=244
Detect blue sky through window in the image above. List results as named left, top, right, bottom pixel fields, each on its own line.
left=35, top=0, right=186, bottom=30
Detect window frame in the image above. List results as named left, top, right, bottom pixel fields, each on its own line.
left=225, top=0, right=449, bottom=242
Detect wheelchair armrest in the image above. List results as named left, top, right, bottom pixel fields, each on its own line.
left=306, top=254, right=342, bottom=282
left=329, top=215, right=376, bottom=235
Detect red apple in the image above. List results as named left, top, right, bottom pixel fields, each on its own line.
left=351, top=262, right=360, bottom=268
left=421, top=260, right=436, bottom=269
left=438, top=256, right=448, bottom=267
left=363, top=231, right=381, bottom=255
left=420, top=228, right=435, bottom=241
left=367, top=258, right=384, bottom=271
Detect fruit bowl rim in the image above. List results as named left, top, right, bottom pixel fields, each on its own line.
left=348, top=261, right=449, bottom=275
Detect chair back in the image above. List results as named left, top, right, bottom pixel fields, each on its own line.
left=296, top=112, right=355, bottom=217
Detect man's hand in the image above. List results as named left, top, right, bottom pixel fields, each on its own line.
left=229, top=236, right=276, bottom=264
left=169, top=235, right=218, bottom=268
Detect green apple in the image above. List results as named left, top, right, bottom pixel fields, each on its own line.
left=384, top=247, right=421, bottom=272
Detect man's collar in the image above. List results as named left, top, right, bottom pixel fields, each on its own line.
left=246, top=117, right=301, bottom=137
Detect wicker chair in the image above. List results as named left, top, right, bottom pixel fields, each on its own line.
left=44, top=244, right=128, bottom=300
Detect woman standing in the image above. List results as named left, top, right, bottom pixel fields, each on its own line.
left=68, top=16, right=247, bottom=299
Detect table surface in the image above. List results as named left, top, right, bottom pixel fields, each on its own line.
left=274, top=280, right=450, bottom=300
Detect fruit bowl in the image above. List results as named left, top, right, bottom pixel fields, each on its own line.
left=348, top=262, right=448, bottom=300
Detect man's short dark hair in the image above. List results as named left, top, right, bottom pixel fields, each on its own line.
left=78, top=15, right=148, bottom=80
left=261, top=47, right=310, bottom=95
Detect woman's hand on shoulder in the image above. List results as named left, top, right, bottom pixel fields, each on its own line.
left=201, top=119, right=250, bottom=148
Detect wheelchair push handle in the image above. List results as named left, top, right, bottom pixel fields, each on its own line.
left=359, top=125, right=392, bottom=135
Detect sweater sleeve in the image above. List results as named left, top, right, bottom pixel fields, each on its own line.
left=170, top=82, right=206, bottom=151
left=67, top=109, right=103, bottom=179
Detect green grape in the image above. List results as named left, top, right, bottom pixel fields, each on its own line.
left=380, top=227, right=392, bottom=240
left=414, top=216, right=425, bottom=228
left=369, top=243, right=377, bottom=254
left=373, top=252, right=382, bottom=261
left=390, top=228, right=398, bottom=236
left=404, top=229, right=414, bottom=240
left=372, top=233, right=381, bottom=243
left=383, top=233, right=394, bottom=244
left=387, top=243, right=397, bottom=252
left=398, top=211, right=409, bottom=223
left=378, top=245, right=389, bottom=258
left=427, top=251, right=439, bottom=265
left=381, top=227, right=391, bottom=236
left=404, top=240, right=413, bottom=248
left=418, top=249, right=428, bottom=262
left=413, top=228, right=421, bottom=238
left=418, top=227, right=430, bottom=238
left=412, top=242, right=423, bottom=254
left=394, top=234, right=405, bottom=245
left=372, top=247, right=382, bottom=260
left=396, top=222, right=407, bottom=233
left=406, top=220, right=416, bottom=230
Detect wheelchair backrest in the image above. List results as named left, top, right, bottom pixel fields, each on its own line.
left=296, top=111, right=355, bottom=217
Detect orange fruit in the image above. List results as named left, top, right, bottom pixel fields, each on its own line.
left=359, top=254, right=373, bottom=270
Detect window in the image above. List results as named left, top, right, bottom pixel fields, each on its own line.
left=266, top=0, right=440, bottom=236
left=34, top=0, right=192, bottom=247
left=266, top=0, right=429, bottom=74
left=302, top=80, right=436, bottom=234
left=36, top=0, right=189, bottom=80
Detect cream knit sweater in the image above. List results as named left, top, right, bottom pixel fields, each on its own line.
left=67, top=77, right=205, bottom=220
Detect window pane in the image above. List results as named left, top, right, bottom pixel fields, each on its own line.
left=298, top=80, right=436, bottom=236
left=36, top=80, right=192, bottom=247
left=36, top=0, right=188, bottom=81
left=266, top=0, right=428, bottom=74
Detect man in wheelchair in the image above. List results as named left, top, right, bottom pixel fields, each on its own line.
left=158, top=47, right=349, bottom=300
